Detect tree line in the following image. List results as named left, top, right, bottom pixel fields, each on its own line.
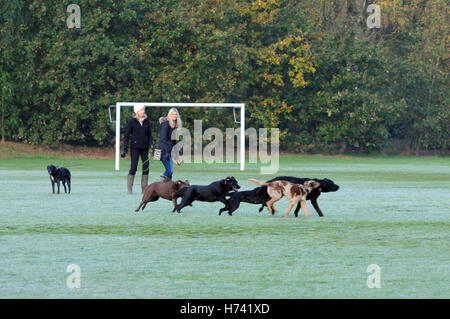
left=1, top=0, right=448, bottom=154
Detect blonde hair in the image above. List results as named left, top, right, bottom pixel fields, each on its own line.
left=167, top=108, right=182, bottom=128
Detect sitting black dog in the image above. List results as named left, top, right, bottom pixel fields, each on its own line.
left=219, top=187, right=271, bottom=216
left=173, top=177, right=240, bottom=213
left=266, top=176, right=339, bottom=217
left=47, top=165, right=71, bottom=194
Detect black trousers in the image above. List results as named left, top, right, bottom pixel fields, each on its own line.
left=129, top=148, right=149, bottom=175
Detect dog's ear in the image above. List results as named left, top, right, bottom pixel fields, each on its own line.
left=310, top=181, right=320, bottom=188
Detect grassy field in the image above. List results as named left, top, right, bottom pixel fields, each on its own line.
left=0, top=154, right=449, bottom=298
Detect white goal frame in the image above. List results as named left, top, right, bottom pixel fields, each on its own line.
left=113, top=102, right=245, bottom=171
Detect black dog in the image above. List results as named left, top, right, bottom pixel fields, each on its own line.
left=173, top=177, right=240, bottom=213
left=266, top=176, right=339, bottom=217
left=47, top=165, right=71, bottom=194
left=219, top=187, right=271, bottom=216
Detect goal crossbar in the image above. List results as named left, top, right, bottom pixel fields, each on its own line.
left=113, top=102, right=245, bottom=171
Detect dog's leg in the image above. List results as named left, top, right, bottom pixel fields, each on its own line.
left=218, top=201, right=229, bottom=215
left=266, top=199, right=276, bottom=215
left=270, top=203, right=277, bottom=214
left=219, top=199, right=232, bottom=215
left=177, top=198, right=194, bottom=213
left=57, top=180, right=61, bottom=194
left=227, top=201, right=240, bottom=216
left=310, top=198, right=324, bottom=217
left=258, top=204, right=265, bottom=212
left=300, top=200, right=310, bottom=218
left=173, top=197, right=192, bottom=213
left=67, top=179, right=71, bottom=194
left=135, top=201, right=145, bottom=212
left=267, top=199, right=278, bottom=213
left=284, top=202, right=295, bottom=218
left=51, top=181, right=55, bottom=194
left=173, top=189, right=196, bottom=213
left=218, top=207, right=227, bottom=216
left=62, top=180, right=67, bottom=193
left=293, top=202, right=301, bottom=217
left=266, top=190, right=281, bottom=215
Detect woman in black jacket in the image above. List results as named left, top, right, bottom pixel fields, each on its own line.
left=121, top=106, right=153, bottom=194
left=158, top=107, right=182, bottom=182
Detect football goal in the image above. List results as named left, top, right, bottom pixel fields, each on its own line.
left=109, top=102, right=246, bottom=171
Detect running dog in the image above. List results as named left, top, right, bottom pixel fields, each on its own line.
left=47, top=165, right=71, bottom=194
left=267, top=176, right=339, bottom=217
left=172, top=177, right=240, bottom=213
left=135, top=180, right=190, bottom=212
left=249, top=179, right=320, bottom=218
left=219, top=187, right=271, bottom=216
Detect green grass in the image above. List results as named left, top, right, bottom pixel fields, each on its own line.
left=0, top=155, right=449, bottom=298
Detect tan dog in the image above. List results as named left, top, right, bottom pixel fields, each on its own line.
left=248, top=179, right=320, bottom=218
left=135, top=180, right=190, bottom=212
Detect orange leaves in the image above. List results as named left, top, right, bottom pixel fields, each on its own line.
left=251, top=0, right=279, bottom=11
left=257, top=34, right=316, bottom=89
left=262, top=73, right=284, bottom=87
left=249, top=0, right=280, bottom=25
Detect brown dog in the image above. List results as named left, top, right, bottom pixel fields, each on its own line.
left=135, top=180, right=190, bottom=212
left=248, top=179, right=320, bottom=218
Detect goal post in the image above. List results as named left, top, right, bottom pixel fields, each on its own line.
left=113, top=102, right=245, bottom=171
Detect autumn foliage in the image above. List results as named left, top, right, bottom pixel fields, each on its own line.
left=0, top=0, right=448, bottom=153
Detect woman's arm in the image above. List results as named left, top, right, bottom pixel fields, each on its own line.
left=159, top=121, right=170, bottom=153
left=122, top=119, right=133, bottom=157
left=148, top=122, right=154, bottom=149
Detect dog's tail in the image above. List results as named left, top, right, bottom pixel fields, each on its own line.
left=248, top=178, right=268, bottom=187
